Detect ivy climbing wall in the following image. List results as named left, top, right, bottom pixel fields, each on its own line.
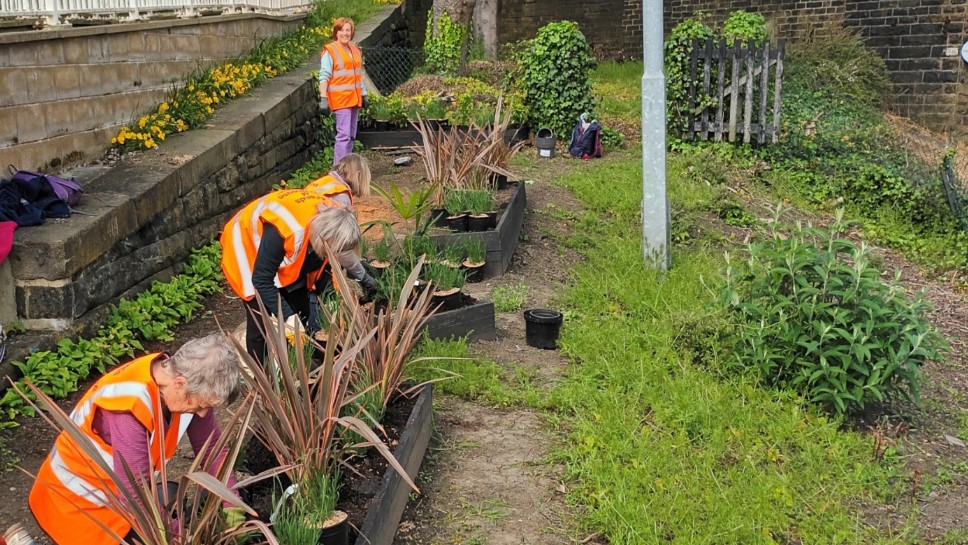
left=657, top=0, right=968, bottom=137
left=494, top=0, right=968, bottom=137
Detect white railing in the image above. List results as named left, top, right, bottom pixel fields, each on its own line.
left=0, top=0, right=314, bottom=26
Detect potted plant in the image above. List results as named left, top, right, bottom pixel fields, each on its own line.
left=299, top=469, right=347, bottom=545
left=403, top=234, right=438, bottom=266
left=243, top=281, right=419, bottom=528
left=366, top=96, right=392, bottom=131
left=424, top=260, right=466, bottom=311
left=464, top=189, right=495, bottom=232
left=370, top=230, right=395, bottom=274
left=462, top=239, right=487, bottom=283
left=443, top=190, right=469, bottom=232
left=422, top=98, right=451, bottom=131
left=441, top=240, right=466, bottom=269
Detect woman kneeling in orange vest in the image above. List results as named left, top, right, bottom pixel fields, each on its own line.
left=220, top=189, right=378, bottom=363
left=28, top=333, right=244, bottom=545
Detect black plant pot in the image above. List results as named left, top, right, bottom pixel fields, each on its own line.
left=524, top=308, right=564, bottom=350
left=317, top=511, right=349, bottom=545
left=467, top=214, right=490, bottom=232
left=374, top=119, right=390, bottom=131
left=463, top=262, right=485, bottom=283
left=446, top=213, right=469, bottom=232
left=493, top=174, right=509, bottom=190
left=431, top=207, right=449, bottom=228
left=432, top=288, right=463, bottom=312
left=486, top=210, right=498, bottom=229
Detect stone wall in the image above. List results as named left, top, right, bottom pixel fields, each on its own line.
left=0, top=14, right=304, bottom=173
left=660, top=0, right=968, bottom=136
left=9, top=69, right=322, bottom=332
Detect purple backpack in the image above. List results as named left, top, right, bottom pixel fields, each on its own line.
left=8, top=165, right=83, bottom=207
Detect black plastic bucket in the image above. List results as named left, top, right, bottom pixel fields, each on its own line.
left=523, top=308, right=563, bottom=349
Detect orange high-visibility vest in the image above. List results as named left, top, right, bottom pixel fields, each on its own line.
left=220, top=190, right=335, bottom=300
left=322, top=41, right=363, bottom=111
left=29, top=354, right=193, bottom=545
left=305, top=173, right=353, bottom=205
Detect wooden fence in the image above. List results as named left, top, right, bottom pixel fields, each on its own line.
left=686, top=39, right=785, bottom=144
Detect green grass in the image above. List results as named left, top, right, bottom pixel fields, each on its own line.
left=492, top=283, right=531, bottom=313
left=409, top=336, right=542, bottom=408
left=591, top=61, right=642, bottom=120
left=408, top=61, right=927, bottom=543
left=541, top=150, right=911, bottom=544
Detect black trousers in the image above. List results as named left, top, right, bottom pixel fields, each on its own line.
left=243, top=286, right=311, bottom=367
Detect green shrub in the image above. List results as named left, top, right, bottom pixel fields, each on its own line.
left=519, top=21, right=596, bottom=140
left=786, top=23, right=891, bottom=106
left=664, top=14, right=716, bottom=137
left=722, top=10, right=768, bottom=46
left=722, top=210, right=946, bottom=415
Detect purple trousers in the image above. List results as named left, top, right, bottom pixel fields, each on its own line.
left=333, top=107, right=359, bottom=165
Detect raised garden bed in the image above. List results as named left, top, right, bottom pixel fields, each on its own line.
left=240, top=384, right=433, bottom=545
left=422, top=294, right=496, bottom=342
left=358, top=126, right=529, bottom=149
left=351, top=384, right=433, bottom=545
left=431, top=180, right=526, bottom=279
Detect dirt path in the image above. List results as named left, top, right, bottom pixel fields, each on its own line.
left=367, top=151, right=589, bottom=544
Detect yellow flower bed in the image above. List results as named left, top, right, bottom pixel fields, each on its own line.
left=110, top=4, right=354, bottom=152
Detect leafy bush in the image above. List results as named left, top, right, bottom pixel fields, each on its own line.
left=786, top=23, right=891, bottom=107
left=722, top=10, right=768, bottom=46
left=600, top=126, right=624, bottom=149
left=664, top=14, right=716, bottom=137
left=722, top=210, right=946, bottom=415
left=424, top=11, right=466, bottom=76
left=519, top=21, right=596, bottom=140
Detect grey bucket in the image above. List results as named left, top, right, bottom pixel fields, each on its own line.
left=535, top=127, right=556, bottom=158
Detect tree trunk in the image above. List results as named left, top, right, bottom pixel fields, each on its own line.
left=472, top=0, right=498, bottom=58
left=432, top=0, right=476, bottom=26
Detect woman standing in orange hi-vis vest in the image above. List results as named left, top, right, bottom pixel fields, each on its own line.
left=220, top=189, right=378, bottom=363
left=28, top=333, right=244, bottom=545
left=320, top=17, right=368, bottom=165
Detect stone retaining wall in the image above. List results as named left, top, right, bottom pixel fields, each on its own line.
left=0, top=14, right=304, bottom=173
left=10, top=68, right=322, bottom=332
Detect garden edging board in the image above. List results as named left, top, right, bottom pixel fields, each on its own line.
left=431, top=180, right=527, bottom=279
left=354, top=383, right=433, bottom=545
left=422, top=298, right=497, bottom=342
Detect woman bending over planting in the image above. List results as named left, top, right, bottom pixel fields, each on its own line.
left=220, top=190, right=378, bottom=363
left=28, top=333, right=244, bottom=545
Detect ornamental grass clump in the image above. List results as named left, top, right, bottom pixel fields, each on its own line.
left=722, top=209, right=946, bottom=415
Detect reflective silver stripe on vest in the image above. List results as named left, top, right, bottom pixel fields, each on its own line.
left=47, top=381, right=157, bottom=507
left=329, top=83, right=359, bottom=91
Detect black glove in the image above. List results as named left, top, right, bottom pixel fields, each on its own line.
left=362, top=95, right=370, bottom=109
left=359, top=273, right=379, bottom=295
left=319, top=96, right=330, bottom=114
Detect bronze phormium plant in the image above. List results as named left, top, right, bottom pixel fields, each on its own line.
left=722, top=208, right=947, bottom=415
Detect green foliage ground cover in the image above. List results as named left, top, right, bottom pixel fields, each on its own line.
left=409, top=55, right=938, bottom=542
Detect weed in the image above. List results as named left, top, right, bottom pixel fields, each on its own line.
left=492, top=283, right=531, bottom=313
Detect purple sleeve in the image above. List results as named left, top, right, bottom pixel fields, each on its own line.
left=186, top=411, right=239, bottom=506
left=95, top=409, right=159, bottom=514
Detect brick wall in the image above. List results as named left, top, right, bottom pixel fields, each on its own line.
left=661, top=0, right=968, bottom=136
left=497, top=0, right=630, bottom=59
left=0, top=14, right=303, bottom=172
